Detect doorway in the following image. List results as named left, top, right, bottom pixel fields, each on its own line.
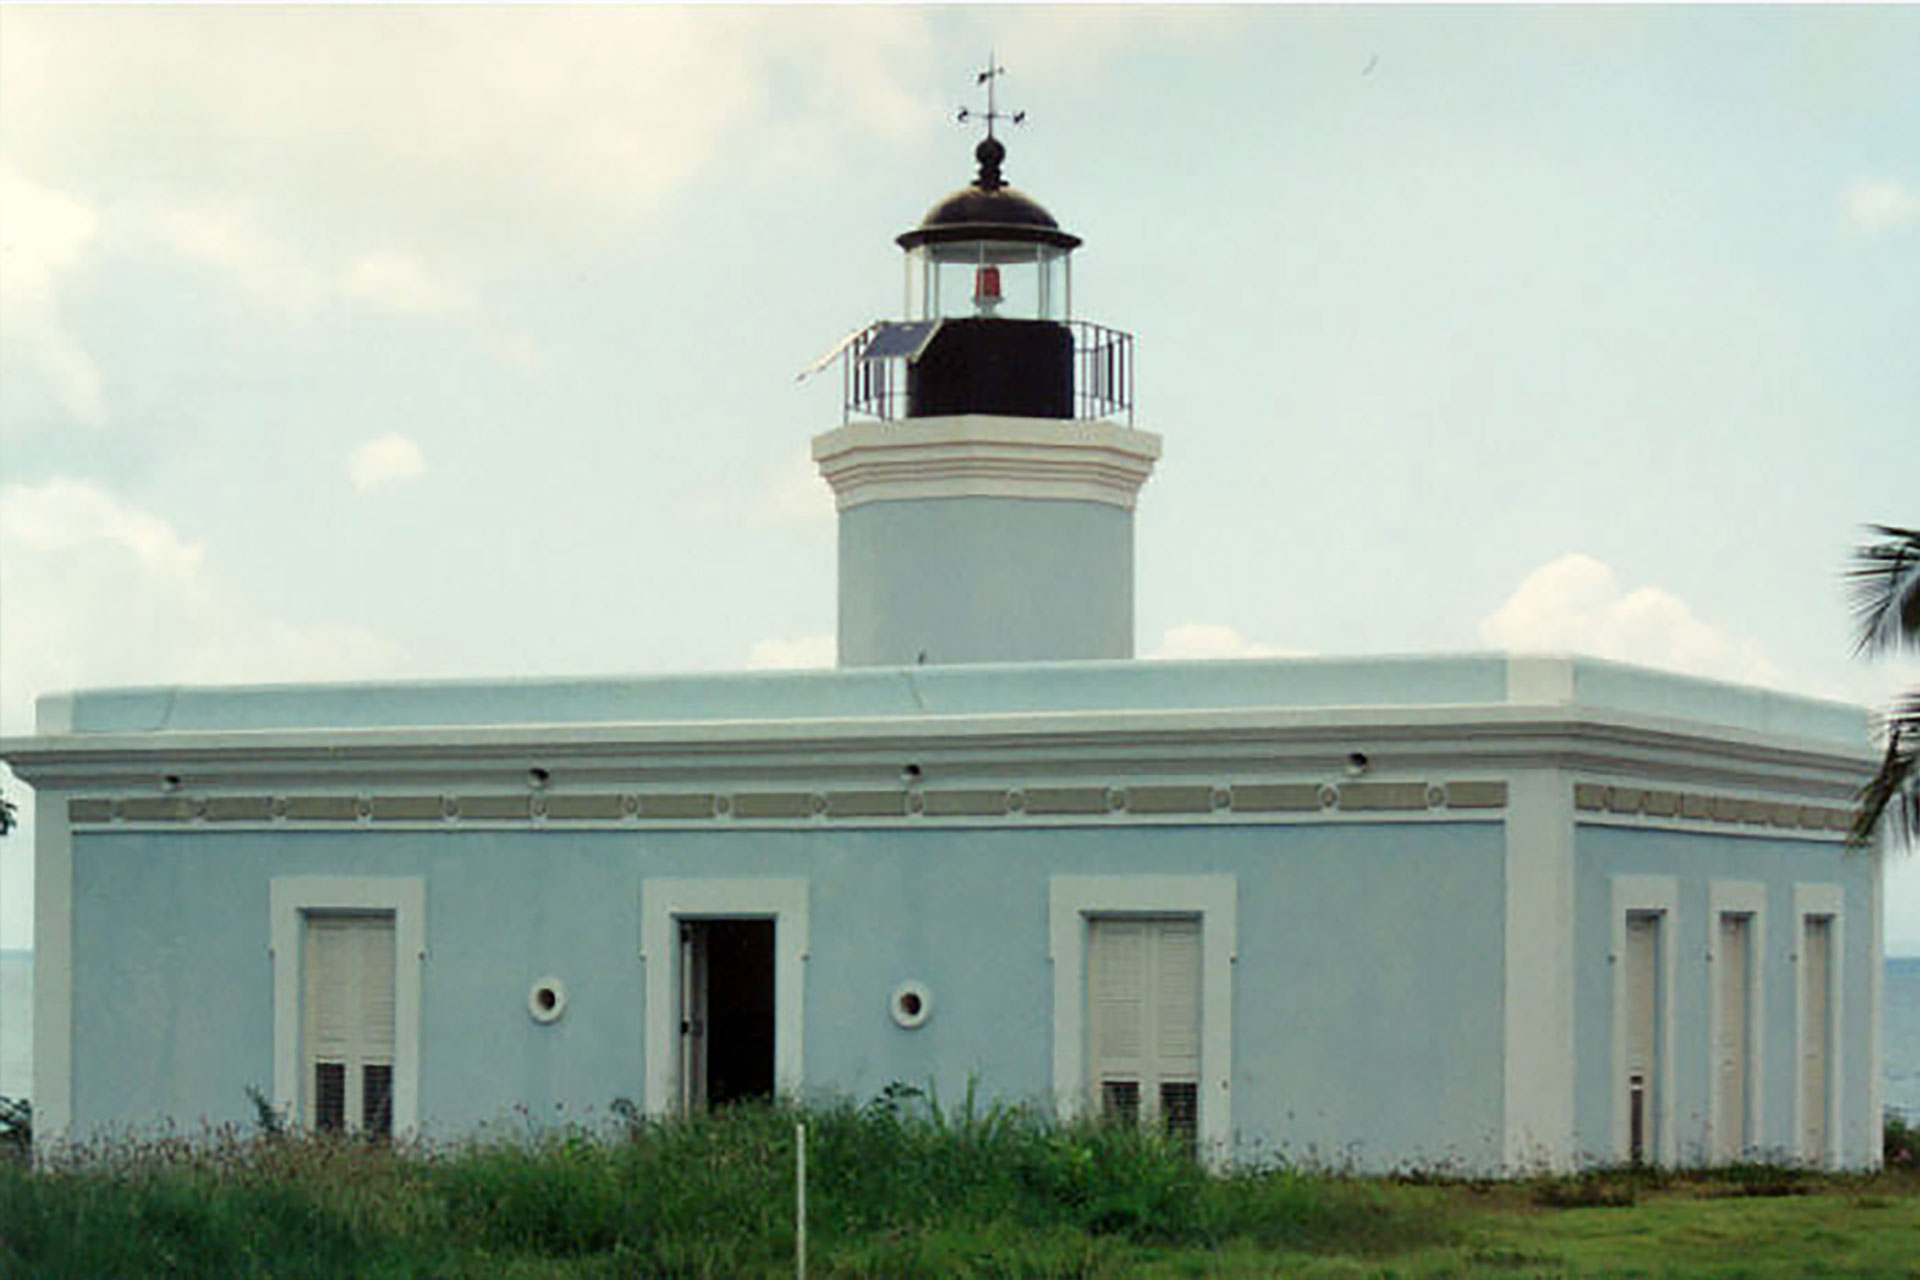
left=679, top=918, right=776, bottom=1110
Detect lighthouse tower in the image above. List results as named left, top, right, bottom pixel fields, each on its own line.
left=813, top=69, right=1162, bottom=667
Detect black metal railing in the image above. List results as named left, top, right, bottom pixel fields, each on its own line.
left=841, top=318, right=1134, bottom=427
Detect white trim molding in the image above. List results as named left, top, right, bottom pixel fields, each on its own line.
left=269, top=877, right=425, bottom=1135
left=1868, top=848, right=1885, bottom=1170
left=1049, top=874, right=1236, bottom=1164
left=640, top=877, right=809, bottom=1116
left=1503, top=769, right=1576, bottom=1171
left=1610, top=874, right=1678, bottom=1164
left=32, top=792, right=73, bottom=1147
left=1706, top=880, right=1767, bottom=1160
left=1792, top=881, right=1845, bottom=1167
left=813, top=414, right=1162, bottom=512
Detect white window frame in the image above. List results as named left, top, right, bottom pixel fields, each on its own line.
left=1793, top=882, right=1844, bottom=1167
left=640, top=877, right=808, bottom=1116
left=1050, top=875, right=1236, bottom=1163
left=270, top=877, right=425, bottom=1135
left=1707, top=880, right=1766, bottom=1162
left=1610, top=875, right=1677, bottom=1164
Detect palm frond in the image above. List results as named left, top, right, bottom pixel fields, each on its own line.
left=1850, top=692, right=1920, bottom=849
left=1848, top=524, right=1920, bottom=657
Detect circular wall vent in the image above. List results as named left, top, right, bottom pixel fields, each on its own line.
left=528, top=976, right=568, bottom=1025
left=891, top=980, right=933, bottom=1030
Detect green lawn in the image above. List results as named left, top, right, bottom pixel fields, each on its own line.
left=3, top=1099, right=1915, bottom=1279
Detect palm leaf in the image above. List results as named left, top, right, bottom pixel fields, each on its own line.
left=1850, top=692, right=1920, bottom=849
left=1848, top=524, right=1920, bottom=657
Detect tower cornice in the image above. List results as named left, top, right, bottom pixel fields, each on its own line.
left=812, top=414, right=1162, bottom=512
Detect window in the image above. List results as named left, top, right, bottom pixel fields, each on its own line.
left=1622, top=911, right=1662, bottom=1164
left=1610, top=876, right=1676, bottom=1164
left=1049, top=875, right=1236, bottom=1162
left=1708, top=882, right=1765, bottom=1164
left=304, top=914, right=395, bottom=1135
left=271, top=877, right=423, bottom=1135
left=1088, top=917, right=1201, bottom=1145
left=1793, top=883, right=1844, bottom=1168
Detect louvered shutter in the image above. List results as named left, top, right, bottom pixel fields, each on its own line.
left=304, top=914, right=395, bottom=1134
left=1713, top=914, right=1750, bottom=1160
left=1800, top=916, right=1831, bottom=1163
left=1088, top=917, right=1201, bottom=1139
left=1091, top=919, right=1147, bottom=1080
left=1154, top=919, right=1200, bottom=1070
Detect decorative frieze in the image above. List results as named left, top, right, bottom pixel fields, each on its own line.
left=67, top=779, right=1514, bottom=829
left=1573, top=782, right=1852, bottom=833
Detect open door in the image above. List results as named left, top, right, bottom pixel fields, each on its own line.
left=678, top=918, right=776, bottom=1110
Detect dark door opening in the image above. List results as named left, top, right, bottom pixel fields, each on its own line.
left=680, top=918, right=776, bottom=1109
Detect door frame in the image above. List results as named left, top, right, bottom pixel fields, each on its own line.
left=641, top=878, right=808, bottom=1115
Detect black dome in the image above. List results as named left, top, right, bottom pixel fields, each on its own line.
left=897, top=137, right=1082, bottom=252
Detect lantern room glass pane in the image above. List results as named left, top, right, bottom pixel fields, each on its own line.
left=906, top=242, right=1070, bottom=322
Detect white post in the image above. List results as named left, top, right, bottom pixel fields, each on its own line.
left=795, top=1121, right=808, bottom=1280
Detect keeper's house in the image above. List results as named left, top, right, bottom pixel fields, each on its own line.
left=4, top=123, right=1883, bottom=1172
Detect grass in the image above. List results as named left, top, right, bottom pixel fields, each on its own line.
left=1, top=1096, right=1917, bottom=1278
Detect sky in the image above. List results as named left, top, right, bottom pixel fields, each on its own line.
left=1, top=5, right=1917, bottom=955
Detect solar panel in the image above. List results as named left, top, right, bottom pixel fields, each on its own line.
left=861, top=320, right=942, bottom=362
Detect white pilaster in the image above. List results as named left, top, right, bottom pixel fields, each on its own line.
left=1503, top=769, right=1577, bottom=1170
left=31, top=792, right=71, bottom=1149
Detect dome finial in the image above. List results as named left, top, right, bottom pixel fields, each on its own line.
left=954, top=53, right=1025, bottom=192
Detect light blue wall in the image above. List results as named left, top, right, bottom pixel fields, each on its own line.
left=838, top=497, right=1133, bottom=665
left=1572, top=825, right=1879, bottom=1165
left=67, top=819, right=1505, bottom=1165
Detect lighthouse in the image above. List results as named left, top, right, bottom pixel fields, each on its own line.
left=813, top=65, right=1162, bottom=667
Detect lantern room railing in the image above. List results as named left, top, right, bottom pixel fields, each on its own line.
left=840, top=319, right=1133, bottom=427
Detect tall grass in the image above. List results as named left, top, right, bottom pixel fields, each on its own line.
left=0, top=1090, right=1443, bottom=1278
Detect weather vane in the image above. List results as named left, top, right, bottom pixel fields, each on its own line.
left=955, top=53, right=1026, bottom=141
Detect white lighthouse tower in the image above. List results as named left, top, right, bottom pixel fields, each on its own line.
left=813, top=67, right=1161, bottom=667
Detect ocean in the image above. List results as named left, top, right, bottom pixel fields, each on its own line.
left=1886, top=956, right=1920, bottom=1122
left=1, top=951, right=1918, bottom=1121
left=0, top=950, right=28, bottom=1100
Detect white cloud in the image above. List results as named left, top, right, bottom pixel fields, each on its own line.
left=0, top=479, right=404, bottom=948
left=348, top=435, right=428, bottom=492
left=1148, top=623, right=1308, bottom=661
left=342, top=252, right=474, bottom=318
left=1478, top=553, right=1786, bottom=687
left=0, top=163, right=106, bottom=425
left=757, top=454, right=836, bottom=528
left=1843, top=177, right=1919, bottom=236
left=746, top=634, right=836, bottom=670
left=0, top=479, right=401, bottom=737
left=0, top=9, right=937, bottom=256
left=138, top=201, right=330, bottom=315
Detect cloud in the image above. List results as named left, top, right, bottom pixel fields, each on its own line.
left=127, top=202, right=530, bottom=346
left=1478, top=553, right=1786, bottom=687
left=756, top=455, right=836, bottom=528
left=0, top=479, right=401, bottom=736
left=1843, top=177, right=1919, bottom=236
left=137, top=201, right=331, bottom=315
left=343, top=253, right=472, bottom=317
left=0, top=9, right=938, bottom=257
left=0, top=164, right=107, bottom=425
left=746, top=634, right=836, bottom=670
left=1, top=479, right=405, bottom=948
left=348, top=435, right=429, bottom=491
left=1148, top=623, right=1308, bottom=661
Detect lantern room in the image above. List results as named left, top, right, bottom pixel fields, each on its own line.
left=828, top=101, right=1132, bottom=427
left=897, top=137, right=1080, bottom=324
